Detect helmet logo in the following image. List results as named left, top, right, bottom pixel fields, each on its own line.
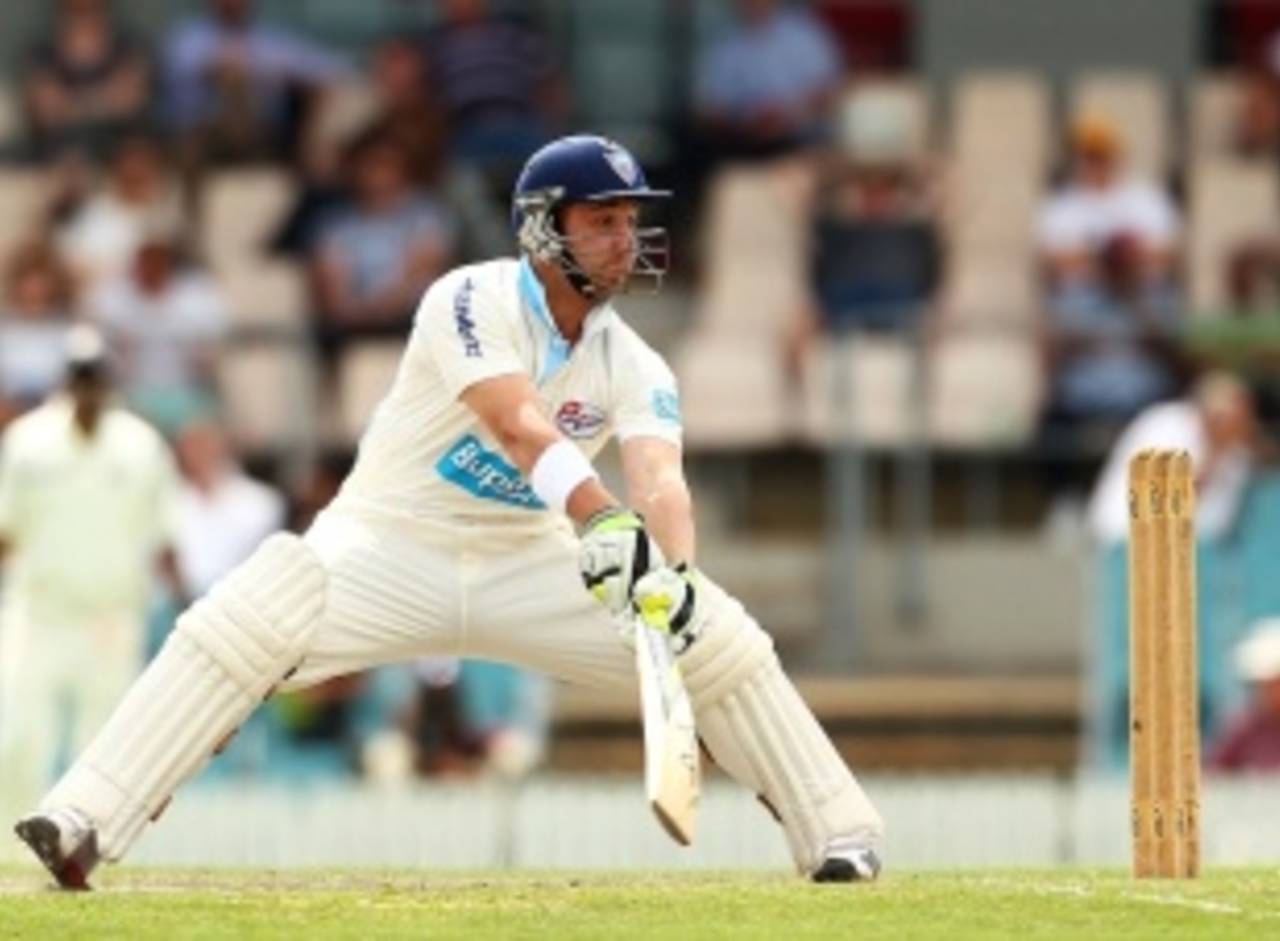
left=602, top=142, right=640, bottom=186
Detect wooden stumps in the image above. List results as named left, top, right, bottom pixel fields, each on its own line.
left=1128, top=449, right=1200, bottom=878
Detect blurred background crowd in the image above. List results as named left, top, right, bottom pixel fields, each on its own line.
left=5, top=0, right=1280, bottom=810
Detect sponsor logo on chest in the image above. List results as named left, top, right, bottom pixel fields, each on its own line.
left=436, top=434, right=546, bottom=510
left=554, top=400, right=607, bottom=439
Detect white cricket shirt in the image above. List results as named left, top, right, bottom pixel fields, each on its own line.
left=0, top=397, right=177, bottom=617
left=332, top=258, right=682, bottom=535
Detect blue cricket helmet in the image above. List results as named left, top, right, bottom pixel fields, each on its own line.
left=512, top=135, right=670, bottom=295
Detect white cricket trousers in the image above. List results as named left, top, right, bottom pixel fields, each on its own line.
left=288, top=510, right=634, bottom=691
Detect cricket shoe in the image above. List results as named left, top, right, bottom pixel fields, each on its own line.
left=14, top=807, right=100, bottom=890
left=811, top=839, right=882, bottom=883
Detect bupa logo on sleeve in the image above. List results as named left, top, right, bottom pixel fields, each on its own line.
left=453, top=278, right=482, bottom=358
left=652, top=389, right=681, bottom=425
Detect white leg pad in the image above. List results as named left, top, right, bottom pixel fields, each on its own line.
left=680, top=579, right=884, bottom=874
left=40, top=534, right=327, bottom=859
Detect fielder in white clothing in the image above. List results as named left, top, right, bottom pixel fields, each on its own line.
left=0, top=329, right=182, bottom=851
left=15, top=135, right=883, bottom=888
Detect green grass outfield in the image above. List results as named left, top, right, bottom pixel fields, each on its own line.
left=2, top=867, right=1278, bottom=939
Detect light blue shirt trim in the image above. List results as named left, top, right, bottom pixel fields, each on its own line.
left=518, top=258, right=571, bottom=384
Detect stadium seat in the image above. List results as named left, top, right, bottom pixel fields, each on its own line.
left=1068, top=70, right=1170, bottom=179
left=1187, top=158, right=1280, bottom=315
left=802, top=335, right=920, bottom=448
left=947, top=72, right=1046, bottom=266
left=951, top=70, right=1051, bottom=179
left=697, top=162, right=813, bottom=336
left=200, top=169, right=296, bottom=269
left=0, top=169, right=52, bottom=262
left=220, top=260, right=309, bottom=330
left=1189, top=72, right=1247, bottom=160
left=945, top=166, right=1041, bottom=257
left=927, top=333, right=1043, bottom=448
left=217, top=342, right=318, bottom=456
left=944, top=250, right=1038, bottom=331
left=308, top=79, right=380, bottom=157
left=672, top=333, right=791, bottom=448
left=334, top=339, right=405, bottom=447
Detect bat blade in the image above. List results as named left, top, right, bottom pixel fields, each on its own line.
left=634, top=619, right=700, bottom=845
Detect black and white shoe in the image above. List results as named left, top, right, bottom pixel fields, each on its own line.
left=811, top=840, right=882, bottom=883
left=14, top=808, right=100, bottom=891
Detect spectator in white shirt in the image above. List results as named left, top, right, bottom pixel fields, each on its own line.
left=85, top=238, right=228, bottom=433
left=172, top=418, right=285, bottom=597
left=1087, top=372, right=1258, bottom=546
left=1038, top=116, right=1183, bottom=424
left=56, top=135, right=185, bottom=288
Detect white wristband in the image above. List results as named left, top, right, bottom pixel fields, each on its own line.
left=530, top=440, right=598, bottom=512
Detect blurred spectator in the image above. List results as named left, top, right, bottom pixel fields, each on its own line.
left=459, top=660, right=550, bottom=780
left=84, top=238, right=228, bottom=433
left=788, top=89, right=940, bottom=372
left=404, top=658, right=485, bottom=776
left=422, top=0, right=564, bottom=190
left=1225, top=227, right=1280, bottom=318
left=269, top=667, right=417, bottom=782
left=1087, top=372, right=1258, bottom=546
left=1210, top=619, right=1280, bottom=772
left=163, top=0, right=348, bottom=167
left=1236, top=68, right=1280, bottom=159
left=172, top=418, right=285, bottom=597
left=278, top=39, right=449, bottom=258
left=309, top=131, right=455, bottom=359
left=366, top=40, right=449, bottom=189
left=694, top=0, right=843, bottom=163
left=0, top=243, right=76, bottom=427
left=21, top=0, right=150, bottom=161
left=0, top=326, right=183, bottom=830
left=1038, top=116, right=1183, bottom=425
left=56, top=135, right=185, bottom=287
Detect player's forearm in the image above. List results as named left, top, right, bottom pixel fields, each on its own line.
left=631, top=475, right=696, bottom=565
left=490, top=402, right=622, bottom=525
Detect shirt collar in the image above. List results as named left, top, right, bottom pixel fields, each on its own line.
left=518, top=258, right=616, bottom=340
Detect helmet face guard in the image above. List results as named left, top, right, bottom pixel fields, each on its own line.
left=515, top=188, right=669, bottom=296
left=512, top=136, right=672, bottom=298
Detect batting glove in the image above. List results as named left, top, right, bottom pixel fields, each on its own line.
left=579, top=507, right=662, bottom=615
left=632, top=563, right=701, bottom=655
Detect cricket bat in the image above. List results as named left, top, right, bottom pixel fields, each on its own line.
left=634, top=616, right=701, bottom=846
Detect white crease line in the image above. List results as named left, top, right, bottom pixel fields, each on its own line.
left=1124, top=892, right=1244, bottom=916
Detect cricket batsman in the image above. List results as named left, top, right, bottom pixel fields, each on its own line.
left=15, top=135, right=884, bottom=888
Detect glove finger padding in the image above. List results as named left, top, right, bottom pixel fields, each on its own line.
left=632, top=564, right=701, bottom=654
left=579, top=508, right=662, bottom=615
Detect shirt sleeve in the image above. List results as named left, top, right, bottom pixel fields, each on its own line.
left=1038, top=194, right=1087, bottom=252
left=414, top=272, right=528, bottom=400
left=612, top=337, right=683, bottom=445
left=1125, top=182, right=1180, bottom=245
